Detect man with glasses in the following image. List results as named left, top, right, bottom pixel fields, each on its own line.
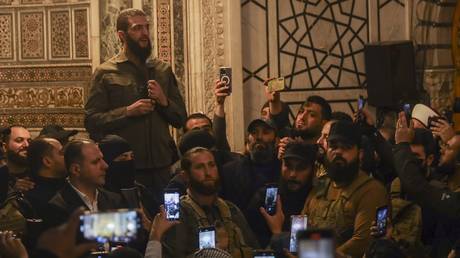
left=85, top=8, right=187, bottom=200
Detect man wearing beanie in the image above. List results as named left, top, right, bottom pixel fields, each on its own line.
left=98, top=134, right=159, bottom=219
left=302, top=121, right=388, bottom=258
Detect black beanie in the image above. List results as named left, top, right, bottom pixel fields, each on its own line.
left=98, top=135, right=132, bottom=165
left=178, top=130, right=215, bottom=156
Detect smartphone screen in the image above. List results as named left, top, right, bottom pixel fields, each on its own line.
left=376, top=205, right=389, bottom=237
left=198, top=226, right=216, bottom=249
left=79, top=210, right=141, bottom=243
left=298, top=229, right=334, bottom=258
left=403, top=104, right=411, bottom=126
left=164, top=189, right=180, bottom=221
left=265, top=184, right=278, bottom=216
left=290, top=215, right=308, bottom=252
left=253, top=251, right=276, bottom=258
left=358, top=96, right=364, bottom=111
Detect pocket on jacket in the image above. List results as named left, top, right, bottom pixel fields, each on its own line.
left=103, top=74, right=137, bottom=106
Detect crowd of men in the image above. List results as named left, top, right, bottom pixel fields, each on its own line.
left=1, top=7, right=460, bottom=258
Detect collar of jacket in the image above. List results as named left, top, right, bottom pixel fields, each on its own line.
left=112, top=49, right=156, bottom=68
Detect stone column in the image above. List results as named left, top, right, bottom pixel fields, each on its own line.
left=184, top=0, right=245, bottom=152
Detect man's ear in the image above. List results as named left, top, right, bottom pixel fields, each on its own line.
left=1, top=142, right=6, bottom=154
left=426, top=154, right=434, bottom=167
left=69, top=163, right=80, bottom=177
left=42, top=156, right=52, bottom=169
left=117, top=30, right=126, bottom=44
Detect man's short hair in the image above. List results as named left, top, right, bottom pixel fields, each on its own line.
left=331, top=111, right=353, bottom=123
left=412, top=128, right=436, bottom=157
left=116, top=8, right=146, bottom=32
left=63, top=139, right=94, bottom=172
left=1, top=125, right=27, bottom=144
left=180, top=147, right=213, bottom=173
left=184, top=113, right=213, bottom=132
left=305, top=95, right=332, bottom=121
left=27, top=138, right=55, bottom=175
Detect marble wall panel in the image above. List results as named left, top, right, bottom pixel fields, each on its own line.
left=173, top=0, right=186, bottom=97
left=20, top=11, right=45, bottom=59
left=0, top=0, right=12, bottom=5
left=0, top=13, right=13, bottom=60
left=50, top=10, right=71, bottom=58
left=377, top=0, right=406, bottom=41
left=74, top=8, right=89, bottom=58
left=21, top=0, right=43, bottom=4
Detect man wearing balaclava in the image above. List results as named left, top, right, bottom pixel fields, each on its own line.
left=302, top=121, right=388, bottom=258
left=220, top=118, right=280, bottom=212
left=98, top=134, right=159, bottom=219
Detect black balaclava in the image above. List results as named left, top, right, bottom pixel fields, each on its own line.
left=99, top=135, right=136, bottom=192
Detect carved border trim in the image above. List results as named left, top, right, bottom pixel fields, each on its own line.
left=0, top=66, right=92, bottom=82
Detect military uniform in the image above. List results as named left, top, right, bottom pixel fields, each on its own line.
left=162, top=194, right=259, bottom=257
left=302, top=171, right=388, bottom=258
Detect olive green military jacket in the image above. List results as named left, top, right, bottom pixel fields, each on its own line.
left=84, top=52, right=187, bottom=169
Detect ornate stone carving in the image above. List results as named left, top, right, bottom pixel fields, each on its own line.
left=0, top=86, right=84, bottom=108
left=74, top=9, right=89, bottom=58
left=50, top=10, right=70, bottom=58
left=0, top=0, right=13, bottom=5
left=0, top=66, right=92, bottom=82
left=20, top=12, right=45, bottom=59
left=20, top=0, right=43, bottom=4
left=157, top=0, right=171, bottom=64
left=0, top=13, right=13, bottom=60
left=0, top=112, right=84, bottom=128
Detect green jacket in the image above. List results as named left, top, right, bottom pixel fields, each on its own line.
left=84, top=52, right=187, bottom=169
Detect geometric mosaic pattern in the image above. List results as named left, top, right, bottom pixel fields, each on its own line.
left=0, top=13, right=13, bottom=60
left=20, top=12, right=45, bottom=59
left=50, top=10, right=70, bottom=58
left=74, top=9, right=89, bottom=58
left=0, top=66, right=92, bottom=82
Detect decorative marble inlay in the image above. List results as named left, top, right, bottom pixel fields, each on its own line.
left=157, top=0, right=171, bottom=64
left=20, top=0, right=43, bottom=4
left=0, top=0, right=12, bottom=5
left=0, top=66, right=92, bottom=82
left=0, top=13, right=13, bottom=59
left=173, top=0, right=185, bottom=97
left=0, top=113, right=84, bottom=128
left=50, top=10, right=70, bottom=58
left=74, top=9, right=89, bottom=58
left=20, top=12, right=45, bottom=59
left=0, top=86, right=84, bottom=108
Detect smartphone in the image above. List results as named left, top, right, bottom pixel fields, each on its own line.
left=253, top=250, right=276, bottom=258
left=290, top=215, right=308, bottom=253
left=297, top=229, right=335, bottom=258
left=403, top=104, right=411, bottom=127
left=358, top=95, right=364, bottom=111
left=264, top=184, right=278, bottom=216
left=79, top=209, right=141, bottom=243
left=268, top=77, right=285, bottom=92
left=164, top=189, right=180, bottom=221
left=198, top=226, right=216, bottom=249
left=219, top=67, right=232, bottom=94
left=375, top=205, right=389, bottom=237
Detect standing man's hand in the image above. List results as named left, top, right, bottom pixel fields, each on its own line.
left=126, top=99, right=155, bottom=117
left=215, top=79, right=230, bottom=117
left=430, top=118, right=455, bottom=143
left=148, top=80, right=168, bottom=107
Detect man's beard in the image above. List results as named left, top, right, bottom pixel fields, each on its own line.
left=291, top=127, right=320, bottom=141
left=249, top=141, right=275, bottom=164
left=6, top=149, right=27, bottom=167
left=190, top=177, right=220, bottom=195
left=126, top=33, right=152, bottom=62
left=326, top=156, right=359, bottom=185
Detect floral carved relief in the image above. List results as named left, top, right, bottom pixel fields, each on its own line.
left=50, top=10, right=70, bottom=58
left=0, top=13, right=13, bottom=59
left=20, top=12, right=45, bottom=59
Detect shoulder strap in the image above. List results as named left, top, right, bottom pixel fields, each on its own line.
left=180, top=195, right=209, bottom=227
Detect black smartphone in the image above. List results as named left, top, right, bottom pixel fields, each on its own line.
left=297, top=229, right=335, bottom=258
left=403, top=104, right=411, bottom=127
left=289, top=215, right=308, bottom=253
left=198, top=226, right=216, bottom=249
left=253, top=250, right=276, bottom=258
left=219, top=67, right=232, bottom=94
left=264, top=184, right=278, bottom=216
left=79, top=209, right=141, bottom=243
left=164, top=189, right=180, bottom=221
left=375, top=205, right=389, bottom=237
left=358, top=95, right=364, bottom=111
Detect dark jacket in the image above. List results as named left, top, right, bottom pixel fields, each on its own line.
left=220, top=155, right=281, bottom=211
left=393, top=143, right=460, bottom=258
left=213, top=114, right=231, bottom=151
left=45, top=182, right=126, bottom=228
left=85, top=52, right=187, bottom=169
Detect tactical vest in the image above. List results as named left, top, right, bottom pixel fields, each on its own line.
left=307, top=175, right=372, bottom=245
left=0, top=192, right=27, bottom=236
left=180, top=195, right=253, bottom=258
left=390, top=178, right=423, bottom=247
